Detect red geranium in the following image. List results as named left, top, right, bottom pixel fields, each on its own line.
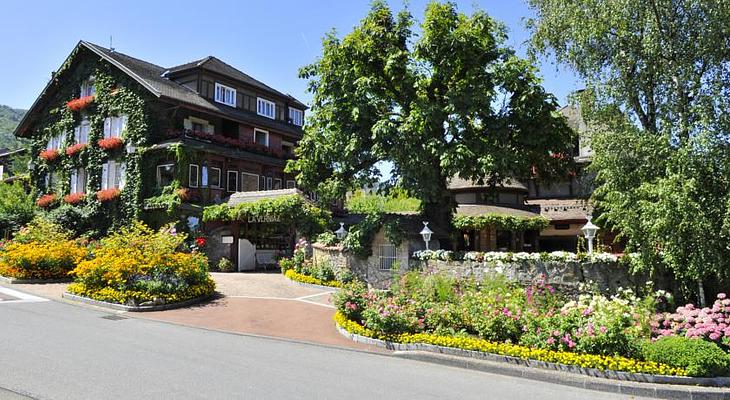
left=98, top=137, right=124, bottom=151
left=195, top=237, right=207, bottom=247
left=36, top=194, right=58, bottom=208
left=96, top=188, right=121, bottom=202
left=63, top=192, right=86, bottom=205
left=65, top=143, right=87, bottom=157
left=66, top=96, right=95, bottom=112
left=176, top=188, right=191, bottom=201
left=39, top=149, right=60, bottom=162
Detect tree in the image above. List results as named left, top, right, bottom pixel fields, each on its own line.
left=527, top=0, right=730, bottom=300
left=0, top=181, right=37, bottom=237
left=288, top=1, right=575, bottom=234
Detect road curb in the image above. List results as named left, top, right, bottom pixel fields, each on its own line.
left=61, top=292, right=213, bottom=312
left=0, top=276, right=72, bottom=285
left=336, top=325, right=730, bottom=399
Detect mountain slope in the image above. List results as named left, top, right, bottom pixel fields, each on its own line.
left=0, top=105, right=27, bottom=151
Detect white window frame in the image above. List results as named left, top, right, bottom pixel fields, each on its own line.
left=209, top=167, right=222, bottom=189
left=156, top=164, right=175, bottom=188
left=101, top=161, right=125, bottom=190
left=253, top=128, right=269, bottom=147
left=70, top=168, right=86, bottom=194
left=273, top=178, right=282, bottom=190
left=286, top=180, right=296, bottom=189
left=104, top=115, right=127, bottom=139
left=80, top=78, right=95, bottom=97
left=241, top=172, right=260, bottom=192
left=266, top=177, right=273, bottom=190
left=289, top=107, right=303, bottom=126
left=189, top=164, right=200, bottom=188
left=257, top=97, right=276, bottom=119
left=379, top=244, right=398, bottom=271
left=214, top=83, right=237, bottom=107
left=226, top=170, right=238, bottom=193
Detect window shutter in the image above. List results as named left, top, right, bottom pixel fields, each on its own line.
left=104, top=118, right=111, bottom=139
left=70, top=170, right=78, bottom=193
left=101, top=163, right=109, bottom=190
left=117, top=162, right=126, bottom=189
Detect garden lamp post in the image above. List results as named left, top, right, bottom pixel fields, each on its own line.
left=581, top=216, right=599, bottom=254
left=335, top=222, right=347, bottom=240
left=420, top=222, right=433, bottom=251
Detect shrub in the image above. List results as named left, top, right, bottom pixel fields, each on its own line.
left=334, top=281, right=368, bottom=322
left=217, top=258, right=236, bottom=272
left=284, top=269, right=342, bottom=288
left=0, top=182, right=37, bottom=236
left=361, top=293, right=425, bottom=334
left=68, top=222, right=215, bottom=305
left=654, top=293, right=730, bottom=347
left=315, top=231, right=339, bottom=246
left=642, top=336, right=730, bottom=377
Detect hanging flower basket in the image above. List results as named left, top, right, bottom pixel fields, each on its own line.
left=63, top=192, right=86, bottom=205
left=39, top=149, right=60, bottom=162
left=98, top=137, right=124, bottom=151
left=66, top=96, right=95, bottom=112
left=177, top=188, right=191, bottom=201
left=65, top=143, right=87, bottom=157
left=37, top=194, right=58, bottom=208
left=96, top=188, right=121, bottom=202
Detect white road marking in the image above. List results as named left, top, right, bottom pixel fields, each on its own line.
left=294, top=292, right=334, bottom=301
left=226, top=295, right=335, bottom=309
left=0, top=287, right=49, bottom=304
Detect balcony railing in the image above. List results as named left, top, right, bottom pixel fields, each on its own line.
left=165, top=129, right=287, bottom=159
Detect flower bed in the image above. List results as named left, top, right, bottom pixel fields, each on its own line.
left=333, top=272, right=730, bottom=377
left=67, top=222, right=215, bottom=306
left=0, top=219, right=86, bottom=280
left=279, top=239, right=352, bottom=288
left=412, top=249, right=624, bottom=264
left=285, top=269, right=342, bottom=288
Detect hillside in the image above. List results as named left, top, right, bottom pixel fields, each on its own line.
left=0, top=105, right=27, bottom=151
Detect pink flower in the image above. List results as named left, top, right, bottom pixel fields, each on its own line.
left=709, top=332, right=721, bottom=341
left=599, top=326, right=608, bottom=334
left=547, top=337, right=556, bottom=345
left=718, top=293, right=727, bottom=300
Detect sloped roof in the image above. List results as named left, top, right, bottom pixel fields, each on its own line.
left=448, top=176, right=528, bottom=191
left=15, top=41, right=306, bottom=137
left=226, top=188, right=307, bottom=206
left=524, top=198, right=592, bottom=222
left=456, top=204, right=540, bottom=218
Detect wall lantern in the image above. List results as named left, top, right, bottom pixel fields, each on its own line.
left=420, top=222, right=433, bottom=251
left=335, top=222, right=347, bottom=240
left=581, top=216, right=599, bottom=254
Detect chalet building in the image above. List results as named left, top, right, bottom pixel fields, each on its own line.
left=451, top=105, right=595, bottom=253
left=14, top=41, right=306, bottom=234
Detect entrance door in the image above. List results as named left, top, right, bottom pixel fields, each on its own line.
left=237, top=239, right=256, bottom=271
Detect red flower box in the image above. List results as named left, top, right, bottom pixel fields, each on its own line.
left=40, top=149, right=60, bottom=162
left=96, top=188, right=121, bottom=202
left=98, top=137, right=124, bottom=151
left=66, top=96, right=95, bottom=112
left=65, top=143, right=87, bottom=157
left=63, top=192, right=86, bottom=205
left=37, top=194, right=58, bottom=208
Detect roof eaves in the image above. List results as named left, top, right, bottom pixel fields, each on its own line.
left=80, top=41, right=162, bottom=97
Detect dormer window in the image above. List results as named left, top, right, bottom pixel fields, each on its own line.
left=80, top=78, right=95, bottom=97
left=214, top=83, right=236, bottom=107
left=257, top=98, right=275, bottom=119
left=289, top=107, right=304, bottom=126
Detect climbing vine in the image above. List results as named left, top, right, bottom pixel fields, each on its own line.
left=453, top=214, right=550, bottom=232
left=26, top=50, right=152, bottom=236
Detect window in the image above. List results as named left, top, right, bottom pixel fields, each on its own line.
left=286, top=180, right=296, bottom=189
left=70, top=168, right=86, bottom=193
left=189, top=164, right=199, bottom=188
left=241, top=173, right=259, bottom=192
left=47, top=133, right=65, bottom=150
left=282, top=141, right=295, bottom=157
left=259, top=176, right=266, bottom=191
left=214, top=83, right=237, bottom=107
left=80, top=78, right=95, bottom=97
left=156, top=164, right=175, bottom=188
left=192, top=122, right=204, bottom=133
left=254, top=128, right=269, bottom=147
left=257, top=97, right=275, bottom=119
left=104, top=116, right=127, bottom=139
left=289, top=107, right=303, bottom=126
left=102, top=161, right=125, bottom=190
left=74, top=119, right=90, bottom=144
left=209, top=167, right=221, bottom=188
left=273, top=178, right=282, bottom=190
left=554, top=223, right=571, bottom=230
left=201, top=165, right=208, bottom=187
left=266, top=177, right=273, bottom=190
left=379, top=244, right=398, bottom=271
left=227, top=170, right=238, bottom=192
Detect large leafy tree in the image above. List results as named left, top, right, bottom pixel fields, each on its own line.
left=288, top=1, right=574, bottom=232
left=527, top=0, right=730, bottom=299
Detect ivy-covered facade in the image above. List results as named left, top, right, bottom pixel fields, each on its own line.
left=14, top=41, right=306, bottom=237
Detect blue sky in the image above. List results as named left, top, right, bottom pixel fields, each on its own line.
left=0, top=0, right=580, bottom=111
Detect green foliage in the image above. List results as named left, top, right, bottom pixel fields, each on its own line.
left=346, top=189, right=421, bottom=214
left=453, top=214, right=550, bottom=232
left=143, top=181, right=183, bottom=215
left=333, top=281, right=368, bottom=322
left=45, top=204, right=100, bottom=238
left=0, top=105, right=28, bottom=150
left=217, top=258, right=235, bottom=272
left=203, top=194, right=331, bottom=239
left=288, top=1, right=575, bottom=230
left=314, top=231, right=339, bottom=246
left=527, top=0, right=730, bottom=296
left=0, top=182, right=37, bottom=236
left=12, top=217, right=72, bottom=244
left=642, top=336, right=730, bottom=377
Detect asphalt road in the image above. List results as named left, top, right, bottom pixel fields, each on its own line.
left=0, top=295, right=649, bottom=400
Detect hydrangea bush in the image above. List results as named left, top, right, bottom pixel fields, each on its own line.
left=653, top=293, right=730, bottom=347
